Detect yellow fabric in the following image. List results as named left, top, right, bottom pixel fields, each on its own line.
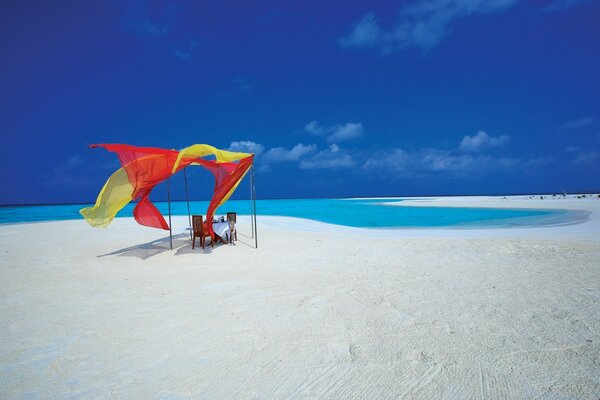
left=79, top=167, right=134, bottom=228
left=172, top=144, right=251, bottom=173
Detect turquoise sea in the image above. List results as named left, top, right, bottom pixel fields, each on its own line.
left=0, top=198, right=585, bottom=229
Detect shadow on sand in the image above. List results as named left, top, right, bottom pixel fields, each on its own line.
left=98, top=232, right=256, bottom=260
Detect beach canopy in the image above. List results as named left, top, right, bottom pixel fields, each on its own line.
left=80, top=143, right=254, bottom=237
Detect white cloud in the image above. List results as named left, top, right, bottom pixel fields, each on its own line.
left=228, top=141, right=317, bottom=169
left=304, top=121, right=325, bottom=135
left=363, top=148, right=411, bottom=171
left=263, top=143, right=317, bottom=163
left=339, top=0, right=519, bottom=53
left=459, top=130, right=510, bottom=153
left=421, top=149, right=481, bottom=172
left=300, top=146, right=356, bottom=170
left=228, top=141, right=264, bottom=155
left=362, top=147, right=520, bottom=177
left=300, top=155, right=355, bottom=170
left=558, top=117, right=595, bottom=130
left=303, top=121, right=363, bottom=142
left=327, top=123, right=363, bottom=143
left=338, top=13, right=382, bottom=49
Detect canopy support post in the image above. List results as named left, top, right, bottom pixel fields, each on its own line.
left=251, top=164, right=257, bottom=249
left=250, top=170, right=254, bottom=239
left=167, top=176, right=173, bottom=251
left=184, top=167, right=192, bottom=240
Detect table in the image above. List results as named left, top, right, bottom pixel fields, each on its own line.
left=186, top=220, right=234, bottom=244
left=212, top=221, right=231, bottom=242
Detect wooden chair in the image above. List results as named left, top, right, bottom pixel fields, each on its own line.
left=226, top=212, right=237, bottom=242
left=192, top=215, right=212, bottom=249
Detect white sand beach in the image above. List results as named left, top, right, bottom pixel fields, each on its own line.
left=1, top=196, right=599, bottom=399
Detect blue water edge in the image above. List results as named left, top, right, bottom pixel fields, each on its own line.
left=0, top=198, right=585, bottom=229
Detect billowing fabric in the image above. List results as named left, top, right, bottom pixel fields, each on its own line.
left=80, top=143, right=253, bottom=237
left=173, top=144, right=252, bottom=171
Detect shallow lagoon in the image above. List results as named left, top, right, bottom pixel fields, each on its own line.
left=0, top=198, right=586, bottom=229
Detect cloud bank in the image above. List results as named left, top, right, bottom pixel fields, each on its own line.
left=262, top=144, right=317, bottom=163
left=558, top=117, right=595, bottom=130
left=459, top=130, right=510, bottom=153
left=229, top=127, right=558, bottom=178
left=228, top=141, right=265, bottom=155
left=339, top=0, right=519, bottom=53
left=304, top=121, right=364, bottom=143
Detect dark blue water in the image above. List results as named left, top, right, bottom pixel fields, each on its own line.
left=0, top=198, right=582, bottom=228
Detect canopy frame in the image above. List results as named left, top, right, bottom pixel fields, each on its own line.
left=80, top=143, right=255, bottom=251
left=172, top=161, right=257, bottom=250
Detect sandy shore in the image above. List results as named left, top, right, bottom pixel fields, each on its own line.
left=1, top=196, right=599, bottom=399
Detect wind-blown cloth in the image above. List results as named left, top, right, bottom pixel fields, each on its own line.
left=80, top=143, right=253, bottom=238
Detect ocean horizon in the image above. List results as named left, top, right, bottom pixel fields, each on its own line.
left=0, top=196, right=586, bottom=229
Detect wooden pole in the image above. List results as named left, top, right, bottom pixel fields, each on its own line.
left=167, top=176, right=173, bottom=250
left=184, top=167, right=192, bottom=240
left=251, top=165, right=257, bottom=249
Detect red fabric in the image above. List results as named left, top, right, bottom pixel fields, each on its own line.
left=195, top=156, right=254, bottom=237
left=92, top=144, right=253, bottom=234
left=133, top=196, right=170, bottom=230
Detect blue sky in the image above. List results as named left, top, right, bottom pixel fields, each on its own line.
left=1, top=0, right=599, bottom=204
